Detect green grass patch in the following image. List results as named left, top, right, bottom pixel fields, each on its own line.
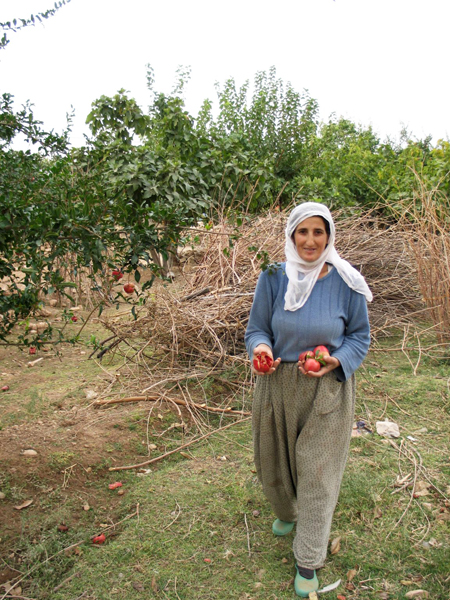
left=4, top=344, right=450, bottom=599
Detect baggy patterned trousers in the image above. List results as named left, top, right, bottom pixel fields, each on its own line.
left=252, top=363, right=355, bottom=569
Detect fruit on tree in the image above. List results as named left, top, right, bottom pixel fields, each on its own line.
left=123, top=283, right=135, bottom=294
left=112, top=270, right=124, bottom=281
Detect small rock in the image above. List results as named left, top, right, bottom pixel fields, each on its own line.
left=0, top=492, right=6, bottom=500
left=22, top=449, right=38, bottom=457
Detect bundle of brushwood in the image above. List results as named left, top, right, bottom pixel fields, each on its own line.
left=395, top=190, right=450, bottom=344
left=103, top=208, right=426, bottom=378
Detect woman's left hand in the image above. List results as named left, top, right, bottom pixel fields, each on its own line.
left=298, top=355, right=341, bottom=378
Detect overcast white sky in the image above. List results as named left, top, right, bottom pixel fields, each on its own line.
left=1, top=0, right=449, bottom=147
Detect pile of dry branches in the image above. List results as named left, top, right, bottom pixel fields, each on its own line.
left=102, top=207, right=437, bottom=383
left=396, top=188, right=450, bottom=343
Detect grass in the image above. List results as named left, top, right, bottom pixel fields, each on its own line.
left=2, top=343, right=450, bottom=600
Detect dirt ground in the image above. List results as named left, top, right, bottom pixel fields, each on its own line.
left=0, top=303, right=184, bottom=586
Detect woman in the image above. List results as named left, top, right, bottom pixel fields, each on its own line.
left=245, top=202, right=372, bottom=597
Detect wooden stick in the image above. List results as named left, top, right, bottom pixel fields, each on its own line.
left=94, top=395, right=251, bottom=416
left=180, top=286, right=211, bottom=302
left=26, top=357, right=43, bottom=368
left=109, top=416, right=251, bottom=471
left=52, top=572, right=80, bottom=592
left=244, top=513, right=251, bottom=557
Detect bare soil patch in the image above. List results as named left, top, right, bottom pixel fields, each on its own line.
left=0, top=307, right=186, bottom=584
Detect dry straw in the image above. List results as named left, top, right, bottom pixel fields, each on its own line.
left=394, top=184, right=450, bottom=344
left=101, top=202, right=450, bottom=393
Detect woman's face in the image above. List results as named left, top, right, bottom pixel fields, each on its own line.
left=293, top=216, right=329, bottom=262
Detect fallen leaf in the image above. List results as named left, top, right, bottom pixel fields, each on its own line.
left=308, top=592, right=318, bottom=600
left=330, top=536, right=341, bottom=554
left=57, top=523, right=69, bottom=532
left=83, top=503, right=90, bottom=511
left=14, top=499, right=33, bottom=510
left=8, top=585, right=22, bottom=597
left=337, top=596, right=346, bottom=600
left=436, top=511, right=450, bottom=521
left=132, top=581, right=144, bottom=591
left=415, top=480, right=430, bottom=491
left=179, top=451, right=193, bottom=459
left=405, top=591, right=429, bottom=599
left=136, top=469, right=152, bottom=476
left=151, top=575, right=158, bottom=593
left=2, top=581, right=22, bottom=596
left=108, top=482, right=123, bottom=490
left=413, top=490, right=430, bottom=498
left=401, top=580, right=417, bottom=586
left=318, top=579, right=341, bottom=593
left=92, top=533, right=106, bottom=544
left=252, top=510, right=260, bottom=518
left=347, top=568, right=357, bottom=582
left=373, top=506, right=382, bottom=519
left=345, top=581, right=356, bottom=591
left=204, top=558, right=211, bottom=563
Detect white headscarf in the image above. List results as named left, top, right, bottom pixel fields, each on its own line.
left=284, top=202, right=373, bottom=311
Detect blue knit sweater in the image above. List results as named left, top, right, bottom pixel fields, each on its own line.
left=245, top=263, right=371, bottom=382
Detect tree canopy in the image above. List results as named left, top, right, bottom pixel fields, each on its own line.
left=1, top=65, right=449, bottom=344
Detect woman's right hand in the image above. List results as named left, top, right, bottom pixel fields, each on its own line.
left=252, top=344, right=281, bottom=376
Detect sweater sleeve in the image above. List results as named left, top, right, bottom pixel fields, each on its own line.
left=245, top=270, right=276, bottom=359
left=332, top=290, right=371, bottom=382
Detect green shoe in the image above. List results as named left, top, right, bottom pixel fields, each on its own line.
left=294, top=565, right=319, bottom=598
left=272, top=519, right=295, bottom=536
